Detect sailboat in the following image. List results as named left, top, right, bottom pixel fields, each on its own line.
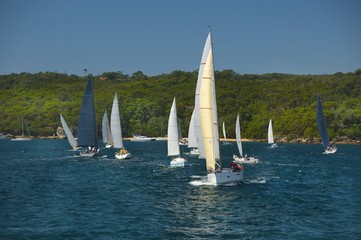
left=102, top=110, right=113, bottom=148
left=77, top=79, right=99, bottom=157
left=11, top=116, right=32, bottom=141
left=60, top=113, right=79, bottom=150
left=316, top=94, right=337, bottom=154
left=111, top=93, right=131, bottom=160
left=222, top=121, right=232, bottom=145
left=268, top=119, right=278, bottom=148
left=233, top=114, right=259, bottom=164
left=187, top=110, right=199, bottom=155
left=168, top=97, right=187, bottom=167
left=197, top=31, right=243, bottom=186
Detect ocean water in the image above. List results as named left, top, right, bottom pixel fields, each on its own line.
left=0, top=139, right=360, bottom=239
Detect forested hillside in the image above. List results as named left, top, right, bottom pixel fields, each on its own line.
left=1, top=69, right=360, bottom=142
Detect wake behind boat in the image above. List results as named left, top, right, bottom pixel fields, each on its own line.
left=316, top=94, right=337, bottom=154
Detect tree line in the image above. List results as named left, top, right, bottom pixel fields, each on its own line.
left=0, top=69, right=360, bottom=142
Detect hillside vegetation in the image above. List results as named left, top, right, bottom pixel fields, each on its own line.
left=0, top=69, right=360, bottom=142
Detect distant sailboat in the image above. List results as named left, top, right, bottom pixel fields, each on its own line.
left=60, top=113, right=79, bottom=149
left=268, top=119, right=278, bottom=148
left=168, top=97, right=187, bottom=167
left=11, top=116, right=32, bottom=141
left=194, top=30, right=243, bottom=186
left=102, top=110, right=113, bottom=148
left=111, top=93, right=131, bottom=159
left=77, top=79, right=99, bottom=157
left=187, top=110, right=199, bottom=155
left=222, top=121, right=232, bottom=145
left=233, top=114, right=259, bottom=164
left=316, top=94, right=337, bottom=154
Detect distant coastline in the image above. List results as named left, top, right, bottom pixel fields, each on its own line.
left=2, top=135, right=359, bottom=144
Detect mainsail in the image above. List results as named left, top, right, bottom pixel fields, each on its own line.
left=77, top=79, right=98, bottom=148
left=194, top=32, right=212, bottom=159
left=235, top=114, right=243, bottom=157
left=110, top=92, right=124, bottom=149
left=60, top=113, right=77, bottom=148
left=222, top=121, right=227, bottom=141
left=268, top=119, right=274, bottom=144
left=167, top=97, right=180, bottom=157
left=316, top=94, right=330, bottom=148
left=200, top=48, right=216, bottom=173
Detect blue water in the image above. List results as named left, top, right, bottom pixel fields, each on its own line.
left=0, top=139, right=360, bottom=239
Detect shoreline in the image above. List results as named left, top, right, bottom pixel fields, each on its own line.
left=3, top=135, right=359, bottom=144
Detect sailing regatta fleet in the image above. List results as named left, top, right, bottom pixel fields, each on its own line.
left=54, top=29, right=337, bottom=185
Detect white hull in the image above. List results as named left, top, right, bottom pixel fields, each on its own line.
left=190, top=148, right=199, bottom=155
left=233, top=155, right=259, bottom=164
left=115, top=152, right=131, bottom=160
left=270, top=143, right=278, bottom=148
left=80, top=151, right=96, bottom=157
left=131, top=135, right=156, bottom=142
left=105, top=144, right=113, bottom=148
left=207, top=169, right=243, bottom=186
left=170, top=157, right=187, bottom=167
left=11, top=137, right=31, bottom=141
left=324, top=146, right=337, bottom=154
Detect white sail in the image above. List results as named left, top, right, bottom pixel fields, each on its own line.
left=210, top=51, right=220, bottom=160
left=194, top=32, right=212, bottom=159
left=60, top=113, right=77, bottom=148
left=235, top=114, right=243, bottom=157
left=102, top=110, right=112, bottom=144
left=222, top=121, right=227, bottom=141
left=167, top=97, right=180, bottom=156
left=110, top=93, right=123, bottom=149
left=268, top=119, right=274, bottom=144
left=187, top=110, right=197, bottom=148
left=200, top=48, right=216, bottom=173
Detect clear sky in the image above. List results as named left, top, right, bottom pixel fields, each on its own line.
left=1, top=0, right=360, bottom=76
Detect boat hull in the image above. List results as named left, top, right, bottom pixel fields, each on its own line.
left=11, top=137, right=32, bottom=141
left=190, top=148, right=199, bottom=156
left=170, top=157, right=187, bottom=167
left=80, top=151, right=96, bottom=157
left=115, top=152, right=131, bottom=160
left=207, top=169, right=243, bottom=186
left=233, top=155, right=259, bottom=164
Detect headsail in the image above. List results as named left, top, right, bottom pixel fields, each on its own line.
left=102, top=110, right=112, bottom=145
left=316, top=94, right=330, bottom=147
left=187, top=110, right=197, bottom=148
left=167, top=97, right=180, bottom=156
left=60, top=113, right=77, bottom=148
left=77, top=79, right=98, bottom=148
left=110, top=93, right=124, bottom=149
left=235, top=114, right=243, bottom=157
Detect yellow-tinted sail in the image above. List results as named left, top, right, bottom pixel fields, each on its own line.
left=200, top=49, right=215, bottom=173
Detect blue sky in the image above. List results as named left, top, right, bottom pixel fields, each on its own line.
left=1, top=0, right=360, bottom=76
